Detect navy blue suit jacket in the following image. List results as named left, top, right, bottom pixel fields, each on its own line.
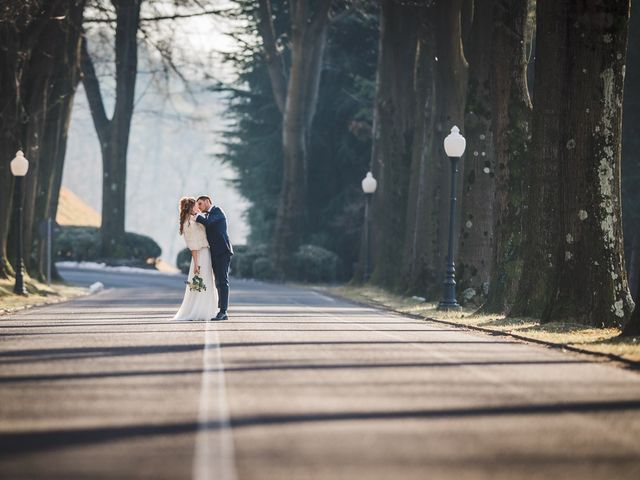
left=195, top=206, right=233, bottom=257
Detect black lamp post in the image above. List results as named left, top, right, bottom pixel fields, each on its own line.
left=361, top=171, right=377, bottom=281
left=10, top=150, right=29, bottom=296
left=437, top=126, right=465, bottom=311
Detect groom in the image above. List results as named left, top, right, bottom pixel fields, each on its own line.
left=196, top=195, right=233, bottom=320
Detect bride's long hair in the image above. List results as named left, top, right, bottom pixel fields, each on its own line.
left=178, top=196, right=196, bottom=235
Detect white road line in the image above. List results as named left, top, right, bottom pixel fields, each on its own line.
left=193, top=321, right=237, bottom=480
left=310, top=291, right=336, bottom=302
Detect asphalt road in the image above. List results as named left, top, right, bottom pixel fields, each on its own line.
left=1, top=267, right=640, bottom=479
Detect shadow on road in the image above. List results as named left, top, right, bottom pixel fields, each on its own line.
left=2, top=399, right=640, bottom=456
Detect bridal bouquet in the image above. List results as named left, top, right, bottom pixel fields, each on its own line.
left=186, top=273, right=207, bottom=292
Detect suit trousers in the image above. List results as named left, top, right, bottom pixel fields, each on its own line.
left=211, top=252, right=231, bottom=312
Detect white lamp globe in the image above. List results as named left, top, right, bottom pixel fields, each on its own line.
left=361, top=171, right=377, bottom=194
left=10, top=150, right=29, bottom=177
left=444, top=126, right=466, bottom=158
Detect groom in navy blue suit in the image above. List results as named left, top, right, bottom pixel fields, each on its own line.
left=196, top=195, right=233, bottom=320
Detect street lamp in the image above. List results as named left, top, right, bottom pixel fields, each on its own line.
left=10, top=150, right=29, bottom=295
left=361, top=171, right=377, bottom=281
left=437, top=126, right=465, bottom=310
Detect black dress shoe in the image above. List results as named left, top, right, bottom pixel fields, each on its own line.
left=211, top=311, right=228, bottom=321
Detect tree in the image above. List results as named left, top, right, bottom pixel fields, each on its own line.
left=407, top=0, right=467, bottom=298
left=514, top=0, right=634, bottom=327
left=481, top=0, right=531, bottom=313
left=457, top=0, right=495, bottom=302
left=0, top=0, right=85, bottom=281
left=622, top=265, right=640, bottom=335
left=622, top=0, right=640, bottom=302
left=385, top=0, right=467, bottom=297
left=370, top=0, right=421, bottom=288
left=221, top=2, right=377, bottom=277
left=256, top=0, right=333, bottom=276
left=23, top=0, right=86, bottom=281
left=32, top=1, right=85, bottom=280
left=81, top=0, right=141, bottom=258
left=400, top=6, right=437, bottom=293
left=510, top=0, right=566, bottom=317
left=0, top=4, right=28, bottom=279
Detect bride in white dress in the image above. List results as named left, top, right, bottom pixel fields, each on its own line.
left=173, top=197, right=218, bottom=321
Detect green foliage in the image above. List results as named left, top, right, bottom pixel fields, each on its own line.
left=293, top=244, right=343, bottom=283
left=177, top=248, right=191, bottom=274
left=252, top=256, right=277, bottom=281
left=230, top=242, right=342, bottom=283
left=55, top=226, right=161, bottom=266
left=218, top=3, right=378, bottom=279
left=231, top=244, right=270, bottom=278
left=54, top=227, right=101, bottom=262
left=186, top=273, right=207, bottom=292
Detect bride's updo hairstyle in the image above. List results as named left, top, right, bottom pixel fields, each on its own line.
left=179, top=196, right=196, bottom=235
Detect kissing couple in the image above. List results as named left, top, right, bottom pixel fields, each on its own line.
left=173, top=195, right=233, bottom=321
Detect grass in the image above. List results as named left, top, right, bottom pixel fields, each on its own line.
left=329, top=285, right=640, bottom=364
left=0, top=276, right=87, bottom=316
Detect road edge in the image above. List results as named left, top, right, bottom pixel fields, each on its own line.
left=318, top=287, right=640, bottom=372
left=0, top=287, right=90, bottom=318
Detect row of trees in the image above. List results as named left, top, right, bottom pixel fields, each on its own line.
left=230, top=0, right=639, bottom=333
left=1, top=0, right=86, bottom=282
left=0, top=0, right=215, bottom=282
left=373, top=0, right=640, bottom=333
left=2, top=1, right=639, bottom=333
left=371, top=0, right=640, bottom=332
left=221, top=0, right=377, bottom=278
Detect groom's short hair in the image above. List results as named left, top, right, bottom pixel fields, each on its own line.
left=197, top=195, right=212, bottom=203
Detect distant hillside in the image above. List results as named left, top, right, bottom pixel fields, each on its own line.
left=56, top=187, right=101, bottom=227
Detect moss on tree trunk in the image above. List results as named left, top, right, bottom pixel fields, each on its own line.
left=481, top=0, right=531, bottom=314
left=514, top=0, right=634, bottom=327
left=457, top=0, right=495, bottom=302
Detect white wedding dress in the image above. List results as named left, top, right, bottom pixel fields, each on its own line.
left=173, top=218, right=218, bottom=321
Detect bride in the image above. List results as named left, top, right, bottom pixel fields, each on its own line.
left=173, top=196, right=218, bottom=321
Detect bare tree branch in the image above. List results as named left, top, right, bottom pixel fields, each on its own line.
left=256, top=0, right=288, bottom=113
left=84, top=8, right=227, bottom=23
left=310, top=0, right=334, bottom=34
left=80, top=34, right=111, bottom=145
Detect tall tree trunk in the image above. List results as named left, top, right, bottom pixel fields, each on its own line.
left=81, top=0, right=141, bottom=258
left=21, top=4, right=59, bottom=275
left=33, top=0, right=85, bottom=280
left=457, top=0, right=494, bottom=303
left=514, top=0, right=633, bottom=326
left=620, top=0, right=640, bottom=336
left=622, top=275, right=640, bottom=336
left=401, top=6, right=438, bottom=294
left=256, top=0, right=333, bottom=277
left=541, top=0, right=633, bottom=326
left=628, top=233, right=640, bottom=304
left=414, top=0, right=468, bottom=299
left=0, top=23, right=23, bottom=279
left=622, top=0, right=640, bottom=301
left=0, top=2, right=66, bottom=279
left=622, top=233, right=640, bottom=335
left=369, top=0, right=420, bottom=289
left=510, top=0, right=566, bottom=317
left=482, top=0, right=531, bottom=313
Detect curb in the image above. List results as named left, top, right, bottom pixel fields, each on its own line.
left=318, top=288, right=640, bottom=371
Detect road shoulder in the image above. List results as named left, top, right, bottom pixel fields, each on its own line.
left=0, top=278, right=88, bottom=317
left=321, top=284, right=640, bottom=369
